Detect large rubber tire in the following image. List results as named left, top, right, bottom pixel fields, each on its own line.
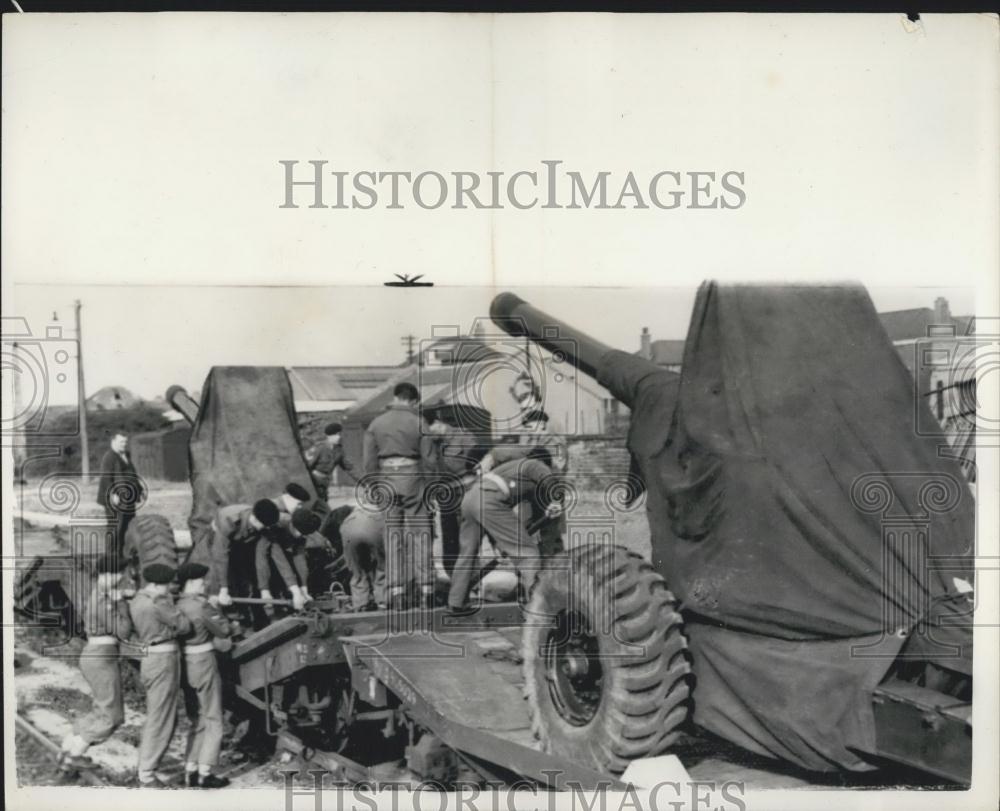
left=124, top=514, right=178, bottom=582
left=521, top=544, right=691, bottom=775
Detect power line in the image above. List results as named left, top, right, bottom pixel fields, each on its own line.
left=75, top=300, right=90, bottom=482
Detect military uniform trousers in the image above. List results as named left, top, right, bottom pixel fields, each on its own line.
left=138, top=649, right=181, bottom=774
left=311, top=471, right=331, bottom=503
left=182, top=648, right=224, bottom=767
left=74, top=641, right=125, bottom=744
left=435, top=483, right=466, bottom=578
left=343, top=534, right=387, bottom=610
left=380, top=467, right=433, bottom=592
left=448, top=483, right=541, bottom=609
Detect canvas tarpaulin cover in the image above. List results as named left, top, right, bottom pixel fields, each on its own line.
left=186, top=367, right=317, bottom=544
left=599, top=283, right=974, bottom=771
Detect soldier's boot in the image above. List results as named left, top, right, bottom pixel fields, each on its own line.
left=199, top=774, right=230, bottom=789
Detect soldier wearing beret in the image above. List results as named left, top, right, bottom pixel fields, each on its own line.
left=255, top=507, right=320, bottom=616
left=201, top=499, right=305, bottom=611
left=176, top=562, right=231, bottom=789
left=306, top=423, right=355, bottom=502
left=58, top=554, right=135, bottom=772
left=129, top=563, right=192, bottom=788
left=271, top=481, right=311, bottom=519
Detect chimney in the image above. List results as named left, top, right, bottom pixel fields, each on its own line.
left=640, top=327, right=652, bottom=360
left=933, top=297, right=951, bottom=324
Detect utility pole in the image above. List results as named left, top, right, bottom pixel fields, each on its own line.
left=75, top=300, right=90, bottom=482
left=10, top=341, right=26, bottom=484
left=400, top=334, right=416, bottom=366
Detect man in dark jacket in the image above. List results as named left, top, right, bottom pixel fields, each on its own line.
left=96, top=432, right=144, bottom=557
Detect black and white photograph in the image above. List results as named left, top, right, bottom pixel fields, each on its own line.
left=3, top=11, right=998, bottom=811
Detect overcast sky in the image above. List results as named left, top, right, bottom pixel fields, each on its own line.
left=7, top=283, right=975, bottom=405
left=2, top=15, right=993, bottom=405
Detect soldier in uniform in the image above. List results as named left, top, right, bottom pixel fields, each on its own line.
left=176, top=562, right=231, bottom=789
left=448, top=447, right=563, bottom=615
left=334, top=504, right=388, bottom=611
left=422, top=407, right=480, bottom=578
left=362, top=382, right=435, bottom=609
left=202, top=499, right=306, bottom=612
left=271, top=482, right=311, bottom=518
left=129, top=563, right=192, bottom=788
left=482, top=409, right=568, bottom=556
left=306, top=423, right=355, bottom=501
left=58, top=554, right=134, bottom=772
left=259, top=485, right=315, bottom=604
left=255, top=507, right=320, bottom=613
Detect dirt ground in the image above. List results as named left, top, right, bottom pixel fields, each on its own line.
left=15, top=477, right=194, bottom=530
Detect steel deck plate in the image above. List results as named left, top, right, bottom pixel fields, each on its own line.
left=348, top=630, right=532, bottom=738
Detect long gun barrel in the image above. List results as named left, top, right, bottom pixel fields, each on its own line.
left=165, top=385, right=200, bottom=424
left=489, top=292, right=663, bottom=409
left=489, top=293, right=617, bottom=380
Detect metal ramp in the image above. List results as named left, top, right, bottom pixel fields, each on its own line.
left=344, top=628, right=622, bottom=789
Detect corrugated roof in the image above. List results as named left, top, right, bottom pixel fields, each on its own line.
left=287, top=366, right=399, bottom=402
left=347, top=364, right=459, bottom=420
left=878, top=308, right=937, bottom=342
left=420, top=336, right=507, bottom=365
left=878, top=309, right=974, bottom=342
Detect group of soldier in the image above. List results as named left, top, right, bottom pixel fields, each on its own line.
left=58, top=556, right=232, bottom=788
left=63, top=380, right=569, bottom=786
left=354, top=381, right=568, bottom=615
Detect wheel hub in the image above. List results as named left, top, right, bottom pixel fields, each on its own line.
left=544, top=610, right=603, bottom=726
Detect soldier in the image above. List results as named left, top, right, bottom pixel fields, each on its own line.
left=58, top=554, right=134, bottom=772
left=448, top=447, right=563, bottom=616
left=362, top=382, right=435, bottom=609
left=255, top=507, right=319, bottom=612
left=306, top=423, right=355, bottom=500
left=482, top=409, right=568, bottom=556
left=130, top=563, right=192, bottom=788
left=96, top=432, right=144, bottom=556
left=271, top=482, right=311, bottom=518
left=423, top=408, right=480, bottom=577
left=261, top=484, right=315, bottom=601
left=204, top=499, right=307, bottom=612
left=335, top=504, right=388, bottom=611
left=176, top=562, right=231, bottom=789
